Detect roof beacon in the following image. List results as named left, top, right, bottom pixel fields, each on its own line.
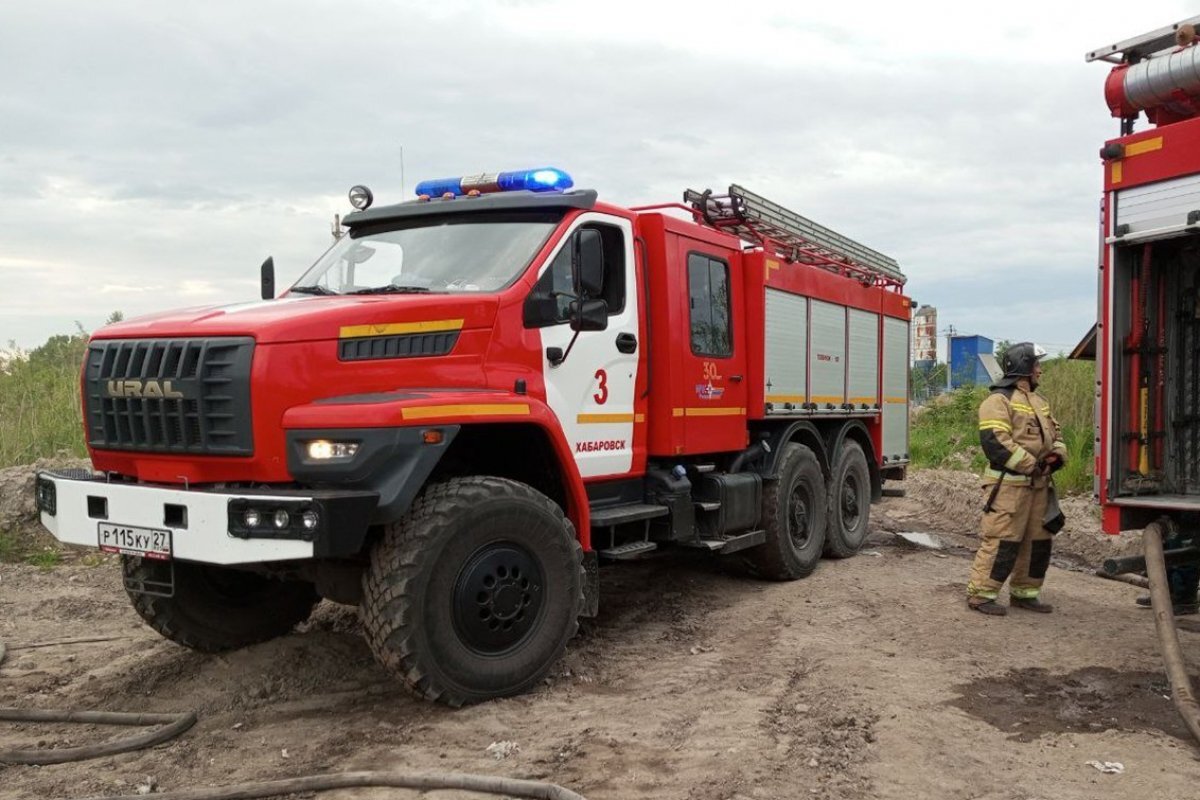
left=414, top=168, right=573, bottom=198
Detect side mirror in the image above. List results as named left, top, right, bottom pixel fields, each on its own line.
left=261, top=256, right=275, bottom=300
left=573, top=229, right=604, bottom=298
left=570, top=298, right=608, bottom=332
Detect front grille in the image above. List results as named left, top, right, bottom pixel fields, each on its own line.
left=84, top=337, right=255, bottom=455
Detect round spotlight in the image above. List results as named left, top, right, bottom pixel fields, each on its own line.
left=243, top=509, right=261, bottom=528
left=273, top=509, right=290, bottom=529
left=301, top=510, right=319, bottom=530
left=348, top=185, right=374, bottom=210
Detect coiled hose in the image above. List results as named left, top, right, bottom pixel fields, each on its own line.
left=1143, top=520, right=1200, bottom=744
left=0, top=638, right=197, bottom=765
left=1, top=637, right=588, bottom=798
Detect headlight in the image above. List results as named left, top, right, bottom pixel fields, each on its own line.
left=304, top=440, right=360, bottom=461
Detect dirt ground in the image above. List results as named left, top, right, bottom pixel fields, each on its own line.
left=3, top=470, right=1200, bottom=799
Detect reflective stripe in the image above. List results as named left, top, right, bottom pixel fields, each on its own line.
left=1010, top=586, right=1041, bottom=600
left=984, top=467, right=1030, bottom=485
left=966, top=582, right=999, bottom=600
left=1011, top=402, right=1036, bottom=413
left=1005, top=447, right=1029, bottom=470
left=979, top=420, right=1013, bottom=432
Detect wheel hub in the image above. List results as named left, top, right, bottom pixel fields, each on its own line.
left=453, top=542, right=544, bottom=655
left=841, top=475, right=861, bottom=526
left=789, top=483, right=811, bottom=548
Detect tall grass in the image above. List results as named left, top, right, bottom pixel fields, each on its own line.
left=0, top=332, right=89, bottom=467
left=910, top=358, right=1095, bottom=494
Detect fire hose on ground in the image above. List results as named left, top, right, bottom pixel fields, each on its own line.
left=0, top=637, right=197, bottom=765
left=0, top=636, right=588, bottom=799
left=1142, top=521, right=1200, bottom=745
left=1101, top=521, right=1200, bottom=745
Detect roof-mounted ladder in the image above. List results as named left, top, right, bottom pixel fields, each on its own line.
left=683, top=184, right=906, bottom=288
left=1086, top=15, right=1200, bottom=64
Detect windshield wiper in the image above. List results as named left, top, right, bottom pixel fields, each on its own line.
left=289, top=285, right=336, bottom=296
left=347, top=285, right=432, bottom=295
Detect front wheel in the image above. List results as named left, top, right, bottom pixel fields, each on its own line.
left=122, top=557, right=320, bottom=652
left=745, top=442, right=827, bottom=580
left=361, top=476, right=584, bottom=706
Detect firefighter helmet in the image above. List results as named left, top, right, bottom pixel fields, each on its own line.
left=1001, top=342, right=1047, bottom=378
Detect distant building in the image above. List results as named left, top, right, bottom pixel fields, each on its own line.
left=912, top=305, right=937, bottom=364
left=949, top=335, right=994, bottom=388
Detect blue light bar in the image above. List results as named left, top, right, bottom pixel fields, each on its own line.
left=414, top=168, right=574, bottom=197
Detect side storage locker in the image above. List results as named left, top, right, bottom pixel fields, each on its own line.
left=809, top=299, right=846, bottom=411
left=847, top=309, right=880, bottom=410
left=881, top=315, right=910, bottom=463
left=764, top=288, right=807, bottom=413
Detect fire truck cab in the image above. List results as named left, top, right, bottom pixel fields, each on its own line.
left=35, top=169, right=911, bottom=705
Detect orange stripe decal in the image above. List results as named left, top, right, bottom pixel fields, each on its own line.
left=684, top=407, right=746, bottom=417
left=340, top=318, right=465, bottom=339
left=402, top=403, right=530, bottom=420
left=577, top=413, right=635, bottom=424
left=1125, top=136, right=1163, bottom=157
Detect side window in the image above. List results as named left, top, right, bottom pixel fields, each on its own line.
left=688, top=253, right=732, bottom=357
left=524, top=224, right=626, bottom=328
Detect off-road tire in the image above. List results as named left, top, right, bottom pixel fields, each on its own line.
left=361, top=476, right=584, bottom=707
left=745, top=442, right=827, bottom=580
left=122, top=557, right=320, bottom=652
left=824, top=440, right=871, bottom=559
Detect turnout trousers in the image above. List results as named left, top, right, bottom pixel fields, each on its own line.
left=967, top=482, right=1052, bottom=602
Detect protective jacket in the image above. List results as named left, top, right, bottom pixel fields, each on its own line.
left=978, top=378, right=1067, bottom=487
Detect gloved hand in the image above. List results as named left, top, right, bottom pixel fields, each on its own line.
left=1039, top=453, right=1063, bottom=475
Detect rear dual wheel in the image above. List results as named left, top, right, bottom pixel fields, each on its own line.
left=746, top=442, right=827, bottom=580
left=825, top=440, right=871, bottom=559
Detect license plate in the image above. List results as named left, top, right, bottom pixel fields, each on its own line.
left=98, top=523, right=172, bottom=560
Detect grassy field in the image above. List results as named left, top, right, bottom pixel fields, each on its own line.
left=909, top=358, right=1094, bottom=494
left=0, top=332, right=90, bottom=468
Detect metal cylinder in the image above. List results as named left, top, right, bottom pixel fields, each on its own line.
left=1109, top=45, right=1200, bottom=116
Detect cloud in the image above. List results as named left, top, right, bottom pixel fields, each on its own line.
left=0, top=0, right=1195, bottom=348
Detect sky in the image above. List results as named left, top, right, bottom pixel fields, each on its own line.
left=1, top=1, right=1196, bottom=357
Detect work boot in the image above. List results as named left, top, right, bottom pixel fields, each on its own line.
left=1135, top=595, right=1200, bottom=615
left=967, top=599, right=1007, bottom=616
left=1010, top=597, right=1054, bottom=613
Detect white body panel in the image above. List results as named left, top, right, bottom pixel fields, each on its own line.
left=847, top=308, right=880, bottom=408
left=764, top=288, right=808, bottom=412
left=538, top=213, right=640, bottom=478
left=809, top=300, right=847, bottom=409
left=881, top=316, right=910, bottom=462
left=39, top=475, right=314, bottom=564
left=1114, top=172, right=1200, bottom=241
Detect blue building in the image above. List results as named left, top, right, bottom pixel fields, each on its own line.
left=949, top=335, right=994, bottom=388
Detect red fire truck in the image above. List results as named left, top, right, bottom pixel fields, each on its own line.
left=1085, top=17, right=1200, bottom=535
left=35, top=171, right=910, bottom=705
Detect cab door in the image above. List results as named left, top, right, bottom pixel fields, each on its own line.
left=679, top=244, right=747, bottom=453
left=525, top=213, right=642, bottom=479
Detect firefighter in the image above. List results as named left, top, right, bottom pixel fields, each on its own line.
left=967, top=342, right=1068, bottom=616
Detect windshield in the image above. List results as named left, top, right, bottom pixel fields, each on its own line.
left=291, top=212, right=561, bottom=295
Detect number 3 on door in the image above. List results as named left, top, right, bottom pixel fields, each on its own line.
left=593, top=369, right=608, bottom=405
